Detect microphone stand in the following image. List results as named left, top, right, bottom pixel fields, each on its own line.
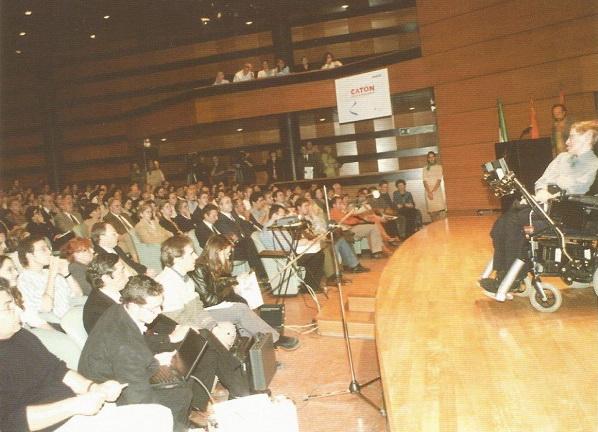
left=304, top=186, right=386, bottom=416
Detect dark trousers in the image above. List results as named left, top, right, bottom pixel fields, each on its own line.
left=191, top=331, right=250, bottom=410
left=490, top=206, right=533, bottom=273
left=397, top=207, right=418, bottom=238
left=152, top=385, right=193, bottom=432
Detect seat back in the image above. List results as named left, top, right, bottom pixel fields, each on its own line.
left=128, top=232, right=163, bottom=273
left=30, top=327, right=82, bottom=370
left=60, top=306, right=88, bottom=349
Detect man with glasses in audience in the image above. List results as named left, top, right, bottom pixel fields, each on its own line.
left=0, top=278, right=172, bottom=432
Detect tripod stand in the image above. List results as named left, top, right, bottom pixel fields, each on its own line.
left=304, top=186, right=386, bottom=416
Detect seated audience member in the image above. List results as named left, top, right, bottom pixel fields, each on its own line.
left=274, top=58, right=290, bottom=76
left=213, top=71, right=229, bottom=85
left=78, top=276, right=192, bottom=431
left=156, top=235, right=299, bottom=350
left=480, top=121, right=598, bottom=296
left=62, top=237, right=95, bottom=296
left=3, top=198, right=26, bottom=229
left=104, top=198, right=135, bottom=235
left=40, top=193, right=58, bottom=223
left=261, top=205, right=326, bottom=291
left=215, top=196, right=265, bottom=273
left=329, top=196, right=385, bottom=259
left=159, top=201, right=184, bottom=236
left=25, top=205, right=59, bottom=243
left=296, top=55, right=312, bottom=72
left=195, top=204, right=221, bottom=248
left=393, top=179, right=418, bottom=238
left=135, top=202, right=173, bottom=245
left=257, top=60, right=275, bottom=78
left=0, top=279, right=173, bottom=432
left=17, top=235, right=84, bottom=329
left=249, top=191, right=269, bottom=229
left=83, top=203, right=102, bottom=237
left=233, top=63, right=254, bottom=82
left=174, top=199, right=196, bottom=233
left=92, top=222, right=149, bottom=277
left=321, top=51, right=343, bottom=69
left=84, top=260, right=250, bottom=416
left=53, top=195, right=85, bottom=236
left=372, top=181, right=402, bottom=244
left=295, top=198, right=369, bottom=275
left=189, top=235, right=248, bottom=307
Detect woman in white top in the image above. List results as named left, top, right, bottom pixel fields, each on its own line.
left=213, top=71, right=230, bottom=85
left=321, top=52, right=343, bottom=69
left=257, top=60, right=275, bottom=79
left=274, top=58, right=290, bottom=76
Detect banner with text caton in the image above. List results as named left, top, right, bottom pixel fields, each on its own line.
left=335, top=68, right=392, bottom=124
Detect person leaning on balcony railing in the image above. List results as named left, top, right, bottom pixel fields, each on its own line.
left=321, top=51, right=343, bottom=69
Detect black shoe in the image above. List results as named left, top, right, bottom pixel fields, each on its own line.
left=479, top=278, right=499, bottom=293
left=349, top=264, right=370, bottom=273
left=274, top=335, right=300, bottom=351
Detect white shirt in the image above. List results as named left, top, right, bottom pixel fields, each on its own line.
left=257, top=69, right=275, bottom=79
left=233, top=70, right=255, bottom=82
left=155, top=266, right=198, bottom=313
left=17, top=269, right=73, bottom=323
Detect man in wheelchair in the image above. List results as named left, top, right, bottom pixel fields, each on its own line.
left=480, top=121, right=598, bottom=299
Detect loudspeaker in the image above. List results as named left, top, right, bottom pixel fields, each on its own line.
left=258, top=304, right=285, bottom=335
left=495, top=138, right=553, bottom=209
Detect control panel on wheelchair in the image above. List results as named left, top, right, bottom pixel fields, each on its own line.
left=481, top=158, right=598, bottom=312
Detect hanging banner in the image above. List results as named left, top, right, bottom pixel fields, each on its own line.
left=335, top=68, right=392, bottom=124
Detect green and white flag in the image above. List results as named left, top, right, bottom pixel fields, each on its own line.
left=497, top=99, right=509, bottom=143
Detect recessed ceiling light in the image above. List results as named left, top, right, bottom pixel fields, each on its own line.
left=245, top=21, right=253, bottom=25
left=24, top=10, right=32, bottom=16
left=216, top=11, right=222, bottom=19
left=15, top=50, right=22, bottom=54
left=341, top=4, right=349, bottom=9
left=236, top=128, right=244, bottom=132
left=19, top=31, right=26, bottom=36
left=319, top=118, right=326, bottom=122
left=90, top=34, right=96, bottom=39
left=103, top=15, right=110, bottom=19
left=201, top=17, right=210, bottom=22
left=409, top=106, right=415, bottom=110
left=160, top=138, right=167, bottom=142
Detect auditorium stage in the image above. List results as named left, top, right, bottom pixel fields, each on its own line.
left=376, top=216, right=598, bottom=431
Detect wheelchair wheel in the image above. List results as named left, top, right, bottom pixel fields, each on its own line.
left=529, top=282, right=562, bottom=313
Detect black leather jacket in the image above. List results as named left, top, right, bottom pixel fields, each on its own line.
left=189, top=264, right=246, bottom=307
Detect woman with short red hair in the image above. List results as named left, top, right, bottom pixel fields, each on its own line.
left=61, top=237, right=94, bottom=295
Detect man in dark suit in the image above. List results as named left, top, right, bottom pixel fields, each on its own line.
left=194, top=204, right=221, bottom=248
left=82, top=257, right=249, bottom=417
left=53, top=195, right=86, bottom=235
left=103, top=198, right=135, bottom=235
left=78, top=276, right=193, bottom=431
left=216, top=196, right=267, bottom=279
left=91, top=221, right=149, bottom=276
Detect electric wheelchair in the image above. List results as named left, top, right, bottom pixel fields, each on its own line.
left=480, top=158, right=598, bottom=312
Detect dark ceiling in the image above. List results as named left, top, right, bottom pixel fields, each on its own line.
left=1, top=0, right=401, bottom=66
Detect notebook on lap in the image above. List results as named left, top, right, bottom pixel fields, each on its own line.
left=150, top=329, right=209, bottom=389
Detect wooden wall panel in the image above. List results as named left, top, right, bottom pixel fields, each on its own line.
left=62, top=121, right=126, bottom=143
left=416, top=0, right=505, bottom=26
left=2, top=133, right=43, bottom=150
left=55, top=32, right=272, bottom=81
left=1, top=153, right=46, bottom=170
left=291, top=9, right=416, bottom=42
left=63, top=141, right=129, bottom=163
left=61, top=162, right=130, bottom=183
left=420, top=0, right=598, bottom=55
left=397, top=154, right=428, bottom=170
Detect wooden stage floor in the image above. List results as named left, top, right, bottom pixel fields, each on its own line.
left=376, top=216, right=598, bottom=432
